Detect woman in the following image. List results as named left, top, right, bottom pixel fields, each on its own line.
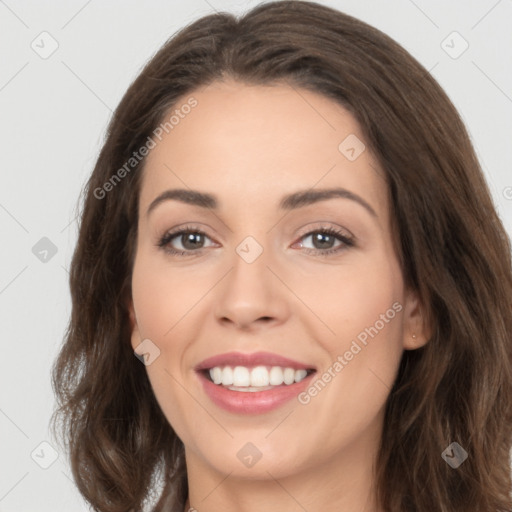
left=51, top=1, right=512, bottom=511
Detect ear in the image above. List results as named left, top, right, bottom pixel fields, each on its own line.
left=128, top=299, right=142, bottom=352
left=401, top=287, right=431, bottom=350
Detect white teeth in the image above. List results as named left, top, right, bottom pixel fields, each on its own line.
left=269, top=366, right=284, bottom=385
left=295, top=369, right=308, bottom=382
left=233, top=366, right=250, bottom=386
left=250, top=366, right=270, bottom=386
left=211, top=367, right=222, bottom=385
left=283, top=367, right=295, bottom=385
left=208, top=365, right=310, bottom=388
left=221, top=366, right=234, bottom=385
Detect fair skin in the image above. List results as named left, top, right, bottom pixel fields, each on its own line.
left=129, top=79, right=429, bottom=512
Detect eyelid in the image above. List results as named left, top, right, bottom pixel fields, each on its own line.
left=157, top=224, right=219, bottom=255
left=294, top=222, right=354, bottom=240
left=290, top=223, right=355, bottom=254
left=157, top=222, right=355, bottom=257
left=158, top=223, right=219, bottom=242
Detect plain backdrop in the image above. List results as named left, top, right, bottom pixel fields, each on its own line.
left=0, top=1, right=511, bottom=510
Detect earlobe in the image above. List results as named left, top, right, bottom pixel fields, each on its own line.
left=127, top=300, right=141, bottom=351
left=402, top=288, right=431, bottom=350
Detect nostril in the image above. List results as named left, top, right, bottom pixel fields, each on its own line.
left=259, top=316, right=273, bottom=322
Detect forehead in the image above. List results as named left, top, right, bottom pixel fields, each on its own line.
left=139, top=79, right=388, bottom=221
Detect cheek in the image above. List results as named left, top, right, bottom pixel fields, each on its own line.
left=131, top=249, right=207, bottom=339
left=296, top=257, right=403, bottom=347
left=296, top=252, right=405, bottom=397
left=295, top=272, right=404, bottom=445
left=130, top=253, right=194, bottom=397
left=131, top=254, right=201, bottom=438
left=338, top=273, right=401, bottom=339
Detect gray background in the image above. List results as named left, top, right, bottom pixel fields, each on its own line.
left=1, top=0, right=511, bottom=510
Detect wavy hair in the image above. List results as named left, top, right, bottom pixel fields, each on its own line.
left=51, top=1, right=512, bottom=510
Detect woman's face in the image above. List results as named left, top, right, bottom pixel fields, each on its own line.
left=130, top=79, right=427, bottom=484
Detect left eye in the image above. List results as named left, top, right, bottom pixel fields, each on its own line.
left=295, top=229, right=354, bottom=253
left=299, top=231, right=342, bottom=250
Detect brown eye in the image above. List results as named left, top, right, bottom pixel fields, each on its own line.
left=158, top=227, right=216, bottom=256
left=296, top=228, right=355, bottom=255
left=308, top=232, right=338, bottom=250
left=178, top=232, right=206, bottom=250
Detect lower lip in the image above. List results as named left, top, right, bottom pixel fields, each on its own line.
left=196, top=371, right=315, bottom=414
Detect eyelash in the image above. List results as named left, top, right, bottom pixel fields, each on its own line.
left=157, top=224, right=355, bottom=257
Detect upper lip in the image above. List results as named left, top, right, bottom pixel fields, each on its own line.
left=195, top=351, right=316, bottom=371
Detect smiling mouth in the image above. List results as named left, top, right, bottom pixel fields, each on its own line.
left=196, top=361, right=318, bottom=414
left=200, top=365, right=317, bottom=391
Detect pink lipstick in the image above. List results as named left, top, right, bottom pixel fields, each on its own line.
left=194, top=351, right=316, bottom=414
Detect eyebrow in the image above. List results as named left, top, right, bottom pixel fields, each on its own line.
left=146, top=187, right=377, bottom=218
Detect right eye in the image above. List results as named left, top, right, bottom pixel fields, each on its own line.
left=158, top=227, right=217, bottom=256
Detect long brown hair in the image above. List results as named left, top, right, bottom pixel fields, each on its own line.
left=51, top=1, right=512, bottom=510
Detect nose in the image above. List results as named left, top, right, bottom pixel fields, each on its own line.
left=214, top=248, right=290, bottom=331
